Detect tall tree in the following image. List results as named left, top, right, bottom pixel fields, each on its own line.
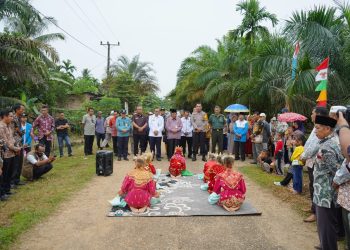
left=110, top=55, right=159, bottom=95
left=231, top=0, right=278, bottom=78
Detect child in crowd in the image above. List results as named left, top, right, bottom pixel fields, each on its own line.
left=203, top=153, right=217, bottom=183
left=169, top=146, right=186, bottom=178
left=118, top=157, right=158, bottom=213
left=143, top=152, right=156, bottom=175
left=211, top=155, right=246, bottom=212
left=284, top=126, right=294, bottom=165
left=207, top=154, right=225, bottom=193
left=273, top=132, right=284, bottom=175
left=258, top=150, right=273, bottom=173
left=290, top=135, right=305, bottom=194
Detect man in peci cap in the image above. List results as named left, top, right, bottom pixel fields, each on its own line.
left=313, top=115, right=344, bottom=250
left=165, top=109, right=182, bottom=160
left=148, top=108, right=164, bottom=161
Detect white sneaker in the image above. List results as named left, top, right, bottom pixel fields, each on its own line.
left=274, top=182, right=281, bottom=186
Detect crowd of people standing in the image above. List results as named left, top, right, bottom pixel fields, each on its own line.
left=1, top=101, right=350, bottom=250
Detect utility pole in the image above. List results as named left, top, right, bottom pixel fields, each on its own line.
left=100, top=41, right=120, bottom=76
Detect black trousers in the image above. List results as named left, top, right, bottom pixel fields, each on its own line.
left=275, top=151, right=283, bottom=175
left=133, top=134, right=146, bottom=155
left=211, top=130, right=223, bottom=154
left=149, top=137, right=162, bottom=158
left=117, top=136, right=129, bottom=158
left=193, top=132, right=206, bottom=157
left=95, top=132, right=105, bottom=149
left=12, top=149, right=24, bottom=185
left=33, top=163, right=53, bottom=179
left=112, top=136, right=118, bottom=156
left=342, top=208, right=350, bottom=250
left=84, top=135, right=94, bottom=155
left=308, top=166, right=316, bottom=214
left=167, top=139, right=180, bottom=159
left=336, top=206, right=345, bottom=238
left=180, top=136, right=192, bottom=157
left=234, top=141, right=246, bottom=161
left=2, top=157, right=15, bottom=193
left=316, top=205, right=338, bottom=250
left=39, top=136, right=52, bottom=157
left=280, top=172, right=293, bottom=186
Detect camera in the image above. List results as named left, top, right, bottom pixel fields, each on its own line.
left=336, top=105, right=350, bottom=123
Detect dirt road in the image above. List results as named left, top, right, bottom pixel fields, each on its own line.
left=14, top=157, right=318, bottom=250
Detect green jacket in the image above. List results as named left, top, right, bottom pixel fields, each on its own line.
left=209, top=114, right=226, bottom=129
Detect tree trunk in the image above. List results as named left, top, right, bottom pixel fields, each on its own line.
left=249, top=62, right=253, bottom=79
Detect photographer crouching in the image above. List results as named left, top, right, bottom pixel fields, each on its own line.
left=332, top=106, right=350, bottom=250
left=22, top=143, right=55, bottom=181
left=0, top=109, right=21, bottom=201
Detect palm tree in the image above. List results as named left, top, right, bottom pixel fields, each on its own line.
left=0, top=0, right=35, bottom=19
left=59, top=59, right=76, bottom=79
left=0, top=32, right=59, bottom=83
left=231, top=0, right=278, bottom=78
left=110, top=55, right=159, bottom=95
left=283, top=5, right=349, bottom=105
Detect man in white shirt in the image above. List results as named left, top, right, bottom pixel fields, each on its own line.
left=148, top=108, right=164, bottom=161
left=22, top=144, right=55, bottom=181
left=181, top=110, right=193, bottom=158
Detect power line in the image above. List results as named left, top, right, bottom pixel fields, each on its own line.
left=63, top=0, right=103, bottom=40
left=71, top=0, right=109, bottom=40
left=35, top=8, right=106, bottom=58
left=90, top=0, right=119, bottom=41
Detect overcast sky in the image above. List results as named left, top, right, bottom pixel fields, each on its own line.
left=32, top=0, right=332, bottom=97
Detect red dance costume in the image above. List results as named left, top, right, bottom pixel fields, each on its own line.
left=205, top=164, right=226, bottom=193
left=145, top=163, right=156, bottom=175
left=169, top=148, right=186, bottom=177
left=213, top=169, right=246, bottom=210
left=120, top=169, right=156, bottom=209
left=203, top=160, right=217, bottom=183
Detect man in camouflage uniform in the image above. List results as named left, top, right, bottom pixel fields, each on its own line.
left=313, top=115, right=344, bottom=250
left=209, top=106, right=226, bottom=154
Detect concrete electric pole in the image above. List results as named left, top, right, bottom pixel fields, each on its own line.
left=100, top=41, right=120, bottom=76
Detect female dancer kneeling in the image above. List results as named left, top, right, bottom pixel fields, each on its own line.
left=118, top=157, right=158, bottom=213
left=212, top=155, right=246, bottom=212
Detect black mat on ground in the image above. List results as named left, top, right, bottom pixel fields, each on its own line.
left=108, top=175, right=261, bottom=217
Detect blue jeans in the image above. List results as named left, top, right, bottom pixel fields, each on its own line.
left=57, top=135, right=72, bottom=156
left=292, top=165, right=303, bottom=193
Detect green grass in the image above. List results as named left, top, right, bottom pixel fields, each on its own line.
left=0, top=146, right=96, bottom=250
left=239, top=165, right=311, bottom=216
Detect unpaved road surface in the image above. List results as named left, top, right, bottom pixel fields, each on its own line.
left=14, top=157, right=318, bottom=250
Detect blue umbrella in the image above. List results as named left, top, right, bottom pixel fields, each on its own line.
left=224, top=104, right=249, bottom=113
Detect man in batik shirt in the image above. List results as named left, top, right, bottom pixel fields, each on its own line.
left=313, top=115, right=344, bottom=250
left=33, top=105, right=55, bottom=157
left=11, top=104, right=26, bottom=186
left=301, top=107, right=328, bottom=223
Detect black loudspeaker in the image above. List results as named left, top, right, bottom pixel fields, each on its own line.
left=96, top=150, right=113, bottom=176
